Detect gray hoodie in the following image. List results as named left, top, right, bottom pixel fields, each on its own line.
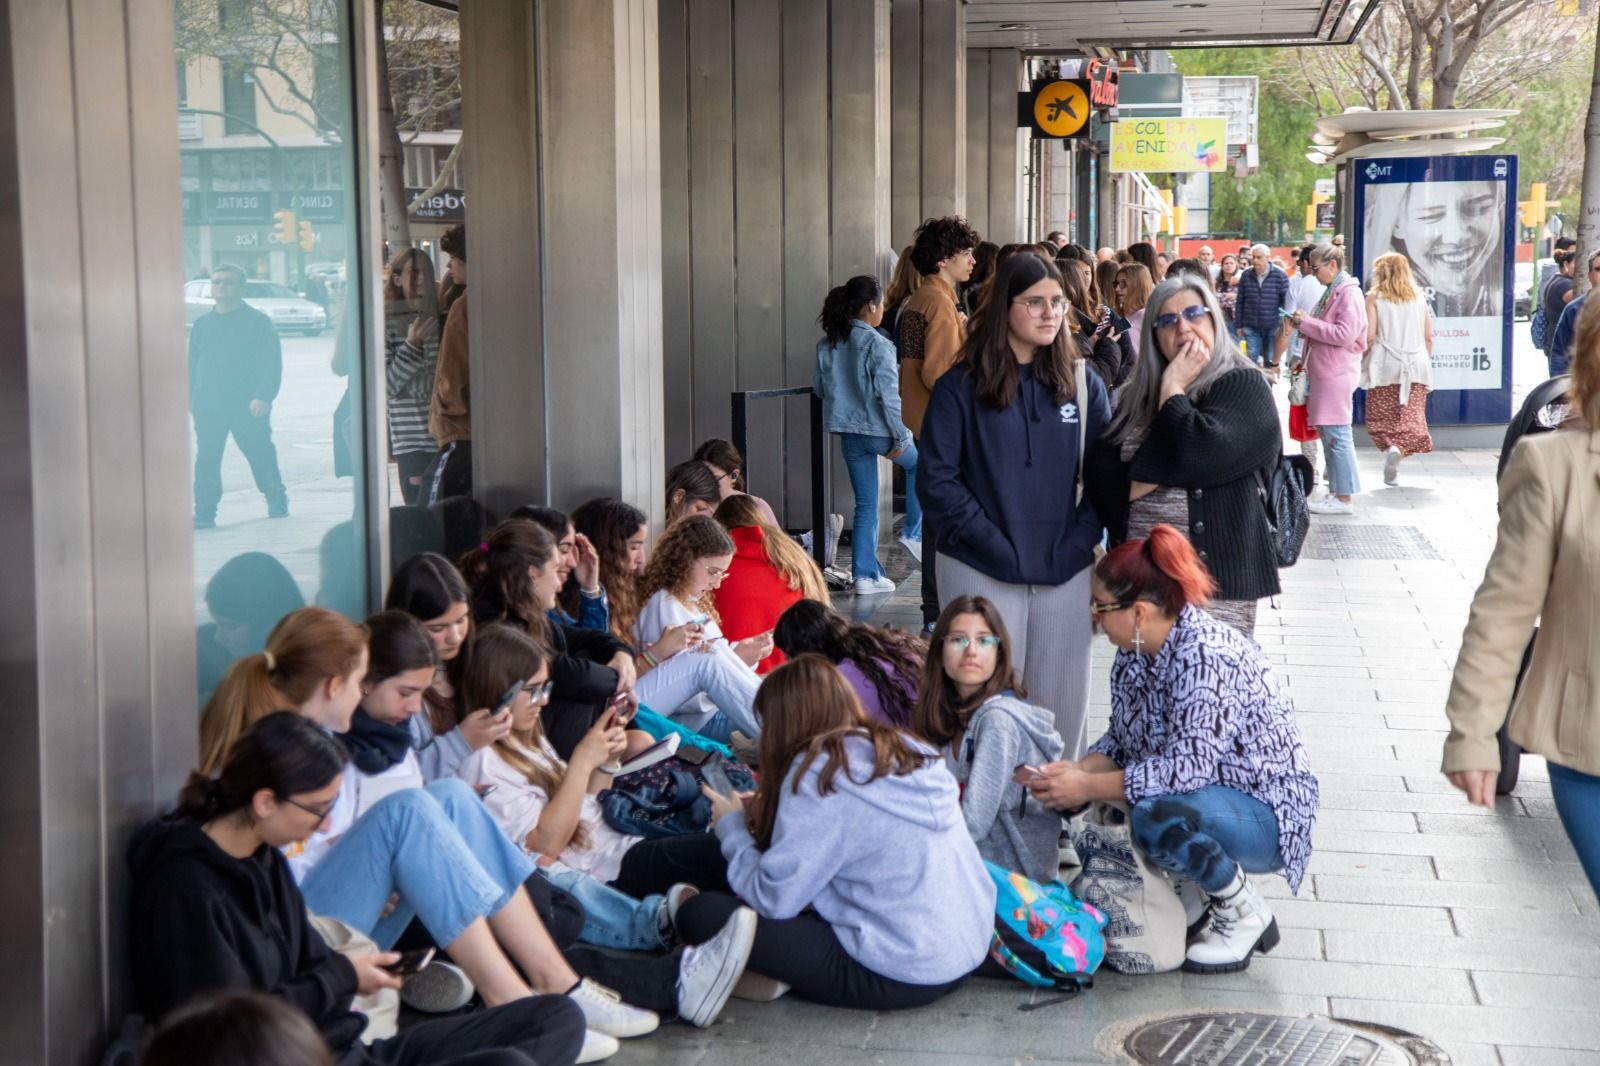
left=714, top=733, right=996, bottom=984
left=950, top=692, right=1066, bottom=884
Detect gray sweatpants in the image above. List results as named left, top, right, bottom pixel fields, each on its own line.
left=936, top=553, right=1094, bottom=759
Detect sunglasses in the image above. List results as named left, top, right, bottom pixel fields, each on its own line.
left=1089, top=599, right=1136, bottom=616
left=1152, top=304, right=1210, bottom=332
left=944, top=634, right=1000, bottom=651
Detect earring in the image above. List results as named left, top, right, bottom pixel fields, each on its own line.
left=1133, top=623, right=1144, bottom=654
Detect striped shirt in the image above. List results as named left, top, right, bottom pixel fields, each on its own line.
left=385, top=324, right=438, bottom=458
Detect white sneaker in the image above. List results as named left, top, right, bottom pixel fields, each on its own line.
left=898, top=535, right=923, bottom=563
left=399, top=960, right=474, bottom=1013
left=576, top=1029, right=620, bottom=1064
left=677, top=906, right=757, bottom=1027
left=568, top=978, right=659, bottom=1039
left=1383, top=446, right=1402, bottom=485
left=854, top=575, right=897, bottom=595
left=1182, top=869, right=1279, bottom=974
left=824, top=513, right=844, bottom=567
left=665, top=882, right=699, bottom=937
left=1307, top=495, right=1354, bottom=516
left=732, top=970, right=790, bottom=1001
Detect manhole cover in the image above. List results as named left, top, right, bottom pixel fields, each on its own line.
left=1302, top=524, right=1440, bottom=561
left=1123, top=1012, right=1447, bottom=1065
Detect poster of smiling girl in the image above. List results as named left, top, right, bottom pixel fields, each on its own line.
left=1354, top=155, right=1516, bottom=425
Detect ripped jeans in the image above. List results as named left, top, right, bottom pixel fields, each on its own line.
left=1129, top=786, right=1284, bottom=894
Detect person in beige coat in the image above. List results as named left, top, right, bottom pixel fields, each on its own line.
left=1444, top=294, right=1600, bottom=896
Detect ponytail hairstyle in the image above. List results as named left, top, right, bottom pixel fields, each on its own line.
left=747, top=656, right=931, bottom=851
left=818, top=275, right=882, bottom=345
left=1093, top=523, right=1217, bottom=618
left=571, top=497, right=648, bottom=641
left=363, top=610, right=438, bottom=687
left=179, top=711, right=346, bottom=824
left=386, top=552, right=473, bottom=734
left=665, top=459, right=722, bottom=523
left=198, top=608, right=369, bottom=775
left=638, top=514, right=735, bottom=624
left=913, top=596, right=1023, bottom=747
left=459, top=623, right=588, bottom=851
left=457, top=519, right=556, bottom=648
left=772, top=599, right=926, bottom=729
left=712, top=494, right=829, bottom=603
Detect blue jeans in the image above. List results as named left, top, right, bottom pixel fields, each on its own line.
left=301, top=778, right=533, bottom=949
left=1316, top=423, right=1360, bottom=496
left=1130, top=786, right=1284, bottom=894
left=1238, top=326, right=1273, bottom=366
left=538, top=861, right=667, bottom=951
left=1548, top=352, right=1571, bottom=377
left=1548, top=762, right=1600, bottom=899
left=839, top=433, right=921, bottom=580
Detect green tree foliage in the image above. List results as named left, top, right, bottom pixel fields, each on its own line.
left=1171, top=49, right=1322, bottom=240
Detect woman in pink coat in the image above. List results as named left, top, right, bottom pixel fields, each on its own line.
left=1290, top=243, right=1368, bottom=516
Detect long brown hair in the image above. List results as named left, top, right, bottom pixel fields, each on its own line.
left=747, top=656, right=932, bottom=850
left=638, top=515, right=735, bottom=626
left=713, top=494, right=829, bottom=603
left=459, top=623, right=589, bottom=851
left=571, top=497, right=648, bottom=641
left=913, top=596, right=1024, bottom=748
left=458, top=519, right=556, bottom=647
left=199, top=608, right=369, bottom=775
left=1114, top=263, right=1153, bottom=317
left=958, top=252, right=1078, bottom=410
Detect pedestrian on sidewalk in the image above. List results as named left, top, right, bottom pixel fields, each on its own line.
left=1363, top=252, right=1434, bottom=486
left=813, top=274, right=920, bottom=593
left=1290, top=242, right=1366, bottom=516
left=1084, top=273, right=1281, bottom=636
left=1232, top=244, right=1289, bottom=369
left=1277, top=246, right=1325, bottom=488
left=1025, top=525, right=1317, bottom=975
left=1113, top=263, right=1154, bottom=361
left=1444, top=294, right=1600, bottom=898
left=918, top=253, right=1111, bottom=756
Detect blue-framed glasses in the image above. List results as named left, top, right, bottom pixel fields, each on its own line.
left=1152, top=304, right=1211, bottom=332
left=944, top=634, right=1000, bottom=651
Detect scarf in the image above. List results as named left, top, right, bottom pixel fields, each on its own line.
left=339, top=709, right=415, bottom=775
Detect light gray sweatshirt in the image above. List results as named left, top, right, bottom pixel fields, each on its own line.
left=950, top=692, right=1066, bottom=884
left=714, top=733, right=996, bottom=984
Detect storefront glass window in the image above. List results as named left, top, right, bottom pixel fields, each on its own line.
left=176, top=0, right=369, bottom=706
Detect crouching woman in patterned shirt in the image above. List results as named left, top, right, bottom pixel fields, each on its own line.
left=1025, top=525, right=1318, bottom=975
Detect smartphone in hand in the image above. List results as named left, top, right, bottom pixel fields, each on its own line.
left=494, top=681, right=523, bottom=717
left=1012, top=764, right=1044, bottom=786
left=383, top=947, right=436, bottom=976
left=702, top=760, right=736, bottom=798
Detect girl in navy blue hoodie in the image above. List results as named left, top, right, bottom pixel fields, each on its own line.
left=917, top=252, right=1111, bottom=758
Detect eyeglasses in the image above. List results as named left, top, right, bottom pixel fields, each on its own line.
left=1012, top=296, right=1069, bottom=318
left=522, top=680, right=553, bottom=702
left=1152, top=304, right=1211, bottom=332
left=700, top=561, right=728, bottom=579
left=284, top=793, right=340, bottom=821
left=1089, top=599, right=1136, bottom=616
left=944, top=634, right=1000, bottom=651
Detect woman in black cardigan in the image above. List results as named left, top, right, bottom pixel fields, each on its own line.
left=1084, top=273, right=1282, bottom=633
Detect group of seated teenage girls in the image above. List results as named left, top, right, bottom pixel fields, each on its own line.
left=130, top=462, right=1315, bottom=1066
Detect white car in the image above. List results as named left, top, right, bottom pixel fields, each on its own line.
left=184, top=279, right=330, bottom=335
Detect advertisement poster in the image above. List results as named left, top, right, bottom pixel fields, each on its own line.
left=1353, top=155, right=1515, bottom=425
left=1109, top=118, right=1227, bottom=173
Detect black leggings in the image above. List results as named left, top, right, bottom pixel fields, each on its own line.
left=608, top=833, right=731, bottom=900
left=340, top=994, right=584, bottom=1065
left=676, top=892, right=967, bottom=1011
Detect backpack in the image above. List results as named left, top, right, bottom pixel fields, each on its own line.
left=599, top=768, right=711, bottom=839
left=1531, top=273, right=1555, bottom=350
left=1254, top=454, right=1314, bottom=568
left=984, top=861, right=1108, bottom=990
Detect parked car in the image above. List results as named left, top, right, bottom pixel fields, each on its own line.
left=1513, top=261, right=1533, bottom=321
left=184, top=279, right=330, bottom=334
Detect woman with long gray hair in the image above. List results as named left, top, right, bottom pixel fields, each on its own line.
left=1083, top=273, right=1283, bottom=633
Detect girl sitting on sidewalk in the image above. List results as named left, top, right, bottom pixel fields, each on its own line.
left=914, top=596, right=1066, bottom=885
left=771, top=599, right=923, bottom=729
left=570, top=497, right=650, bottom=642
left=712, top=493, right=829, bottom=673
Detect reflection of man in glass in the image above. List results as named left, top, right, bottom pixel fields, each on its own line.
left=1364, top=180, right=1505, bottom=317
left=189, top=263, right=288, bottom=529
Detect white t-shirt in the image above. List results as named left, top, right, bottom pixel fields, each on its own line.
left=634, top=589, right=725, bottom=648
left=286, top=747, right=425, bottom=884
left=455, top=736, right=642, bottom=884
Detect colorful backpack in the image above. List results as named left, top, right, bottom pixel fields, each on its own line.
left=984, top=861, right=1108, bottom=989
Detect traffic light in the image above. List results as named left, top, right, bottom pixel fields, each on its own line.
left=298, top=220, right=315, bottom=253
left=1519, top=201, right=1536, bottom=229
left=273, top=209, right=297, bottom=245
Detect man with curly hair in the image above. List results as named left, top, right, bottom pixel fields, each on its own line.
left=897, top=215, right=979, bottom=628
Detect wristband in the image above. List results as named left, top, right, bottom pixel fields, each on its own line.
left=640, top=647, right=660, bottom=669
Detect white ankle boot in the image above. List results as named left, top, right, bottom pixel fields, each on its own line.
left=1182, top=868, right=1279, bottom=974
left=1171, top=877, right=1212, bottom=939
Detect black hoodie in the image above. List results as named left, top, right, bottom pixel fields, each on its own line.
left=125, top=815, right=363, bottom=1052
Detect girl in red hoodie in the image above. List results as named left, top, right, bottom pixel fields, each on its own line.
left=712, top=495, right=829, bottom=673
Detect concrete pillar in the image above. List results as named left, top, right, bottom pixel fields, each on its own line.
left=463, top=0, right=665, bottom=525
left=891, top=0, right=966, bottom=250
left=966, top=47, right=1025, bottom=244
